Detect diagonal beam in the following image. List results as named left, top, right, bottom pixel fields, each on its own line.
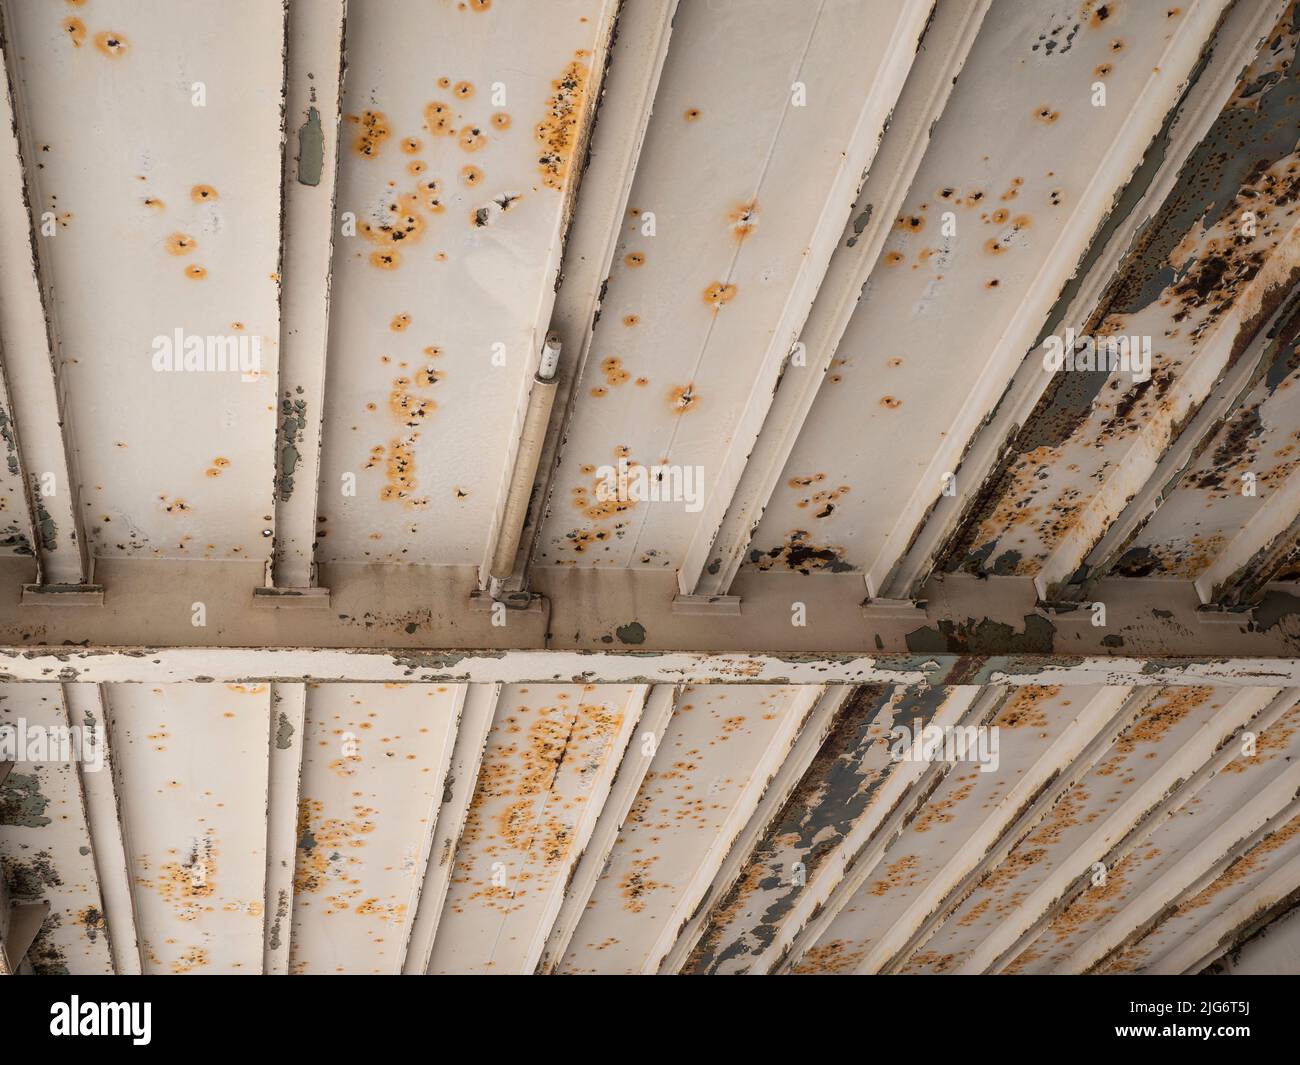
left=691, top=0, right=991, bottom=597
left=262, top=682, right=307, bottom=974
left=404, top=682, right=499, bottom=974
left=536, top=683, right=677, bottom=973
left=0, top=13, right=89, bottom=590
left=512, top=0, right=679, bottom=592
left=884, top=0, right=1290, bottom=600
left=267, top=0, right=348, bottom=596
left=660, top=684, right=851, bottom=971
left=63, top=683, right=142, bottom=975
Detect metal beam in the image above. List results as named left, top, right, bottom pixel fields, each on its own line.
left=881, top=0, right=1290, bottom=600
left=0, top=9, right=88, bottom=588
left=660, top=684, right=851, bottom=972
left=691, top=0, right=991, bottom=597
left=262, top=682, right=307, bottom=974
left=951, top=687, right=1277, bottom=973
left=775, top=686, right=999, bottom=972
left=536, top=683, right=677, bottom=973
left=404, top=683, right=499, bottom=974
left=514, top=0, right=679, bottom=592
left=63, top=683, right=142, bottom=975
left=673, top=0, right=937, bottom=597
left=270, top=0, right=347, bottom=591
left=869, top=686, right=1147, bottom=974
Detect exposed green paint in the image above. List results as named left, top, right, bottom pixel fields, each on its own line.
left=0, top=769, right=51, bottom=826
left=0, top=404, right=19, bottom=476
left=904, top=614, right=1056, bottom=655
left=615, top=621, right=646, bottom=645
left=277, top=395, right=308, bottom=502
left=2, top=849, right=62, bottom=900
left=33, top=494, right=57, bottom=552
left=296, top=106, right=325, bottom=186
left=275, top=711, right=295, bottom=750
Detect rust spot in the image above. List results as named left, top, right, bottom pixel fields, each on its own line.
left=1035, top=105, right=1060, bottom=124
left=730, top=199, right=759, bottom=240
left=424, top=101, right=454, bottom=137
left=880, top=395, right=902, bottom=409
left=93, top=31, right=127, bottom=58
left=703, top=281, right=737, bottom=308
left=391, top=313, right=412, bottom=332
left=349, top=110, right=391, bottom=158
left=165, top=232, right=197, bottom=256
left=601, top=357, right=630, bottom=387
left=458, top=125, right=487, bottom=152
left=625, top=252, right=645, bottom=268
left=535, top=53, right=591, bottom=190
left=454, top=80, right=475, bottom=99
left=685, top=108, right=702, bottom=121
left=62, top=17, right=86, bottom=47
left=491, top=112, right=512, bottom=130
left=401, top=137, right=422, bottom=154
left=184, top=264, right=207, bottom=280
left=191, top=185, right=218, bottom=203
left=669, top=383, right=699, bottom=414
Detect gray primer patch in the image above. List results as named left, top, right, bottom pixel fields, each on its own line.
left=616, top=621, right=646, bottom=645
left=275, top=711, right=295, bottom=750
left=296, top=106, right=324, bottom=186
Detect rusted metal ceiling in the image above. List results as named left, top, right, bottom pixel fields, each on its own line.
left=2, top=0, right=1300, bottom=975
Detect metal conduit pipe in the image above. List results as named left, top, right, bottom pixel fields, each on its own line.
left=489, top=332, right=562, bottom=597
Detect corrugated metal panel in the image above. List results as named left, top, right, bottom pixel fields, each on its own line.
left=1, top=0, right=1299, bottom=977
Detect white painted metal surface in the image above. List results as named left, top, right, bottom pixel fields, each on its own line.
left=1, top=0, right=1299, bottom=976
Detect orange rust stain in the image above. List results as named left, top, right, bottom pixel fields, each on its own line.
left=668, top=383, right=700, bottom=414
left=184, top=265, right=207, bottom=280
left=884, top=251, right=904, bottom=266
left=624, top=252, right=645, bottom=268
left=880, top=395, right=901, bottom=409
left=491, top=112, right=511, bottom=130
left=730, top=199, right=759, bottom=241
left=143, top=197, right=164, bottom=209
left=458, top=125, right=487, bottom=152
left=703, top=281, right=737, bottom=308
left=390, top=313, right=412, bottom=332
left=622, top=314, right=639, bottom=327
left=1034, top=105, right=1060, bottom=124
left=535, top=53, right=591, bottom=190
left=684, top=107, right=702, bottom=121
left=93, top=31, right=127, bottom=58
left=455, top=702, right=624, bottom=911
left=191, top=185, right=218, bottom=203
left=601, top=357, right=631, bottom=387
left=137, top=832, right=218, bottom=922
left=165, top=233, right=197, bottom=256
left=349, top=110, right=391, bottom=158
left=371, top=250, right=400, bottom=269
left=401, top=137, right=422, bottom=154
left=62, top=17, right=86, bottom=47
left=424, top=101, right=454, bottom=137
left=620, top=858, right=666, bottom=913
left=454, top=80, right=475, bottom=99
left=407, top=160, right=427, bottom=175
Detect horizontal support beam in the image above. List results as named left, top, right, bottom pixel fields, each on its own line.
left=0, top=646, right=1298, bottom=690
left=1, top=559, right=1299, bottom=664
